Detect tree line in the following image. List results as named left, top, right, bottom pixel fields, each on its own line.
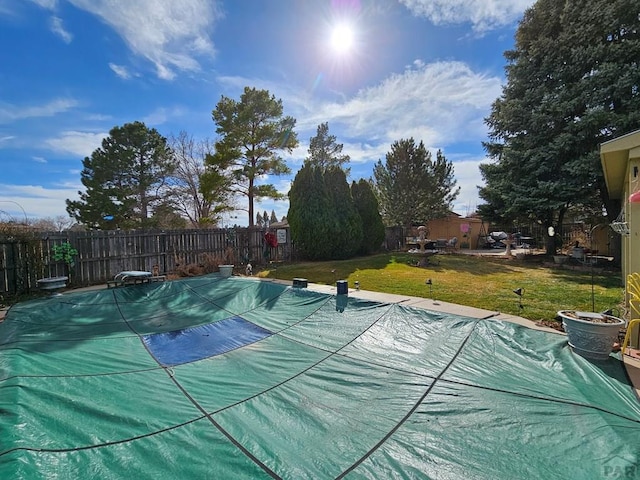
left=65, top=87, right=459, bottom=261
left=64, top=0, right=640, bottom=260
left=479, top=0, right=640, bottom=256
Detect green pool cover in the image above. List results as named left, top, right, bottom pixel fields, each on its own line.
left=1, top=275, right=639, bottom=479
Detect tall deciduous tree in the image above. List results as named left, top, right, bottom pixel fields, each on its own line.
left=66, top=121, right=175, bottom=229
left=205, top=87, right=298, bottom=227
left=480, top=0, right=640, bottom=255
left=372, top=138, right=459, bottom=229
left=168, top=131, right=233, bottom=227
left=351, top=179, right=385, bottom=255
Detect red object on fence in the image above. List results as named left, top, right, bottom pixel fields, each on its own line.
left=264, top=232, right=278, bottom=248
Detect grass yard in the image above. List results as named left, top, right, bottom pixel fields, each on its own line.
left=257, top=252, right=625, bottom=323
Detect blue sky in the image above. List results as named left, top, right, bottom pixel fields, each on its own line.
left=0, top=0, right=535, bottom=226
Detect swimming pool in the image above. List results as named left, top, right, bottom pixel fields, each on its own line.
left=1, top=275, right=639, bottom=479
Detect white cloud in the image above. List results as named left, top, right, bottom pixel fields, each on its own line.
left=29, top=0, right=58, bottom=9
left=341, top=141, right=388, bottom=165
left=45, top=130, right=106, bottom=157
left=50, top=15, right=72, bottom=43
left=0, top=135, right=16, bottom=144
left=86, top=113, right=113, bottom=122
left=142, top=106, right=186, bottom=126
left=294, top=60, right=501, bottom=148
left=399, top=0, right=534, bottom=32
left=68, top=0, right=223, bottom=80
left=0, top=98, right=79, bottom=123
left=32, top=156, right=47, bottom=163
left=109, top=62, right=131, bottom=79
left=0, top=183, right=80, bottom=220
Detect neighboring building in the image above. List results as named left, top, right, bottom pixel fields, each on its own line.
left=600, top=128, right=640, bottom=316
left=407, top=212, right=486, bottom=249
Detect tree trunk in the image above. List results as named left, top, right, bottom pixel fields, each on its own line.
left=248, top=179, right=254, bottom=227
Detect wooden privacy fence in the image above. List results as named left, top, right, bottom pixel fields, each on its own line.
left=1, top=227, right=293, bottom=296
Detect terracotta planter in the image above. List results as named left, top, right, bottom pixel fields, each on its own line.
left=558, top=310, right=624, bottom=361
left=218, top=265, right=234, bottom=278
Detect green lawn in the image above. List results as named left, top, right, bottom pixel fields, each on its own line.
left=258, top=253, right=625, bottom=322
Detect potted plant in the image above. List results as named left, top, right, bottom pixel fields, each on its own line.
left=557, top=310, right=625, bottom=360
left=38, top=241, right=77, bottom=293
left=52, top=242, right=78, bottom=282
left=218, top=246, right=235, bottom=278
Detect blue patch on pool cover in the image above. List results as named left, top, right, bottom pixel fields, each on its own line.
left=142, top=316, right=272, bottom=366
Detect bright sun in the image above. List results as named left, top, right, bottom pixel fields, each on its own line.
left=330, top=23, right=355, bottom=55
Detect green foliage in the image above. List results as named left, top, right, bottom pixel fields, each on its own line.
left=289, top=123, right=363, bottom=261
left=305, top=122, right=350, bottom=172
left=52, top=242, right=78, bottom=267
left=372, top=138, right=459, bottom=228
left=351, top=179, right=385, bottom=255
left=480, top=0, right=640, bottom=239
left=288, top=164, right=334, bottom=260
left=206, top=87, right=298, bottom=227
left=66, top=121, right=175, bottom=229
left=288, top=165, right=362, bottom=260
left=324, top=167, right=363, bottom=259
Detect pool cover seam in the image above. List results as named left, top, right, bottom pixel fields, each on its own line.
left=111, top=283, right=283, bottom=479
left=141, top=285, right=334, bottom=368
left=183, top=280, right=300, bottom=325
left=336, top=316, right=484, bottom=479
left=205, top=303, right=396, bottom=418
left=0, top=416, right=208, bottom=457
left=0, top=298, right=386, bottom=460
left=0, top=286, right=335, bottom=379
left=4, top=282, right=638, bottom=475
left=329, top=349, right=640, bottom=424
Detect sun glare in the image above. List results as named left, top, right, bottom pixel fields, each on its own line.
left=330, top=23, right=355, bottom=55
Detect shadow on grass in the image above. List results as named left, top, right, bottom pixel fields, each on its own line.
left=549, top=266, right=623, bottom=289
left=265, top=252, right=541, bottom=284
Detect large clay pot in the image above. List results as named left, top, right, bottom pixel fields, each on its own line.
left=218, top=265, right=234, bottom=278
left=558, top=310, right=624, bottom=361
